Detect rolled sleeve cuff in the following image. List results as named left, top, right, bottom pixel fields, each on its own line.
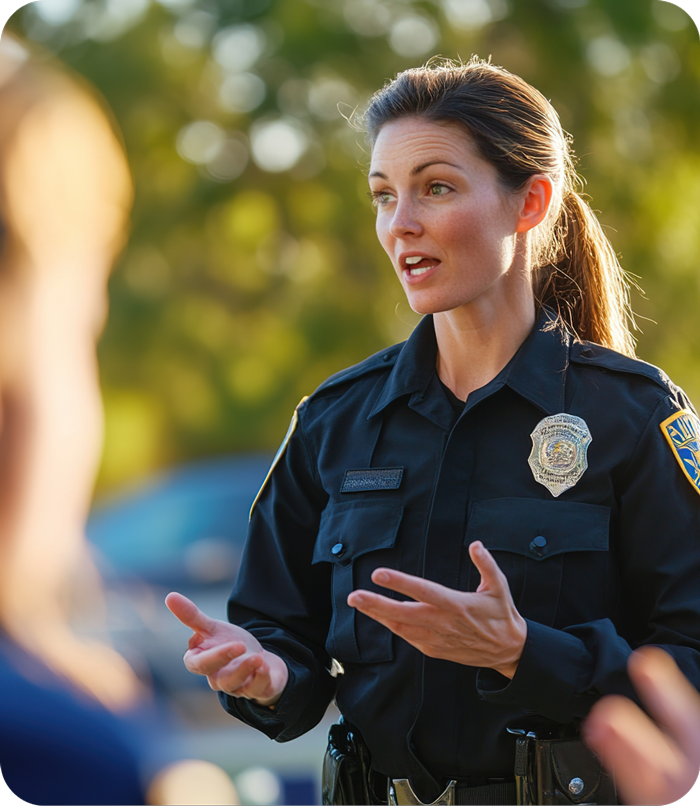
left=476, top=620, right=593, bottom=723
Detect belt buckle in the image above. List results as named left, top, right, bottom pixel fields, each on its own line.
left=388, top=778, right=456, bottom=806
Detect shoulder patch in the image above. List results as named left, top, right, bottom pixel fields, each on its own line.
left=660, top=408, right=700, bottom=497
left=249, top=396, right=308, bottom=519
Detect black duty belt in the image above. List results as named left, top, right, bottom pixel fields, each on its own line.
left=389, top=777, right=516, bottom=805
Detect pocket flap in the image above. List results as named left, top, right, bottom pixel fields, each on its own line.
left=312, top=501, right=403, bottom=565
left=466, top=498, right=609, bottom=560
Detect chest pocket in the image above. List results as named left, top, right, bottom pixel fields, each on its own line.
left=465, top=498, right=610, bottom=627
left=312, top=501, right=403, bottom=664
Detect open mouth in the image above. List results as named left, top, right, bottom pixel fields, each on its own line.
left=403, top=255, right=440, bottom=276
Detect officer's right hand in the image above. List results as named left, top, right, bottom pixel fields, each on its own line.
left=165, top=592, right=288, bottom=707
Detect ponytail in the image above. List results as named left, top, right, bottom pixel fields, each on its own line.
left=534, top=191, right=637, bottom=358
left=364, top=58, right=638, bottom=357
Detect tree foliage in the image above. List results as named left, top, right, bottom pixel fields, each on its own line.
left=8, top=0, right=700, bottom=490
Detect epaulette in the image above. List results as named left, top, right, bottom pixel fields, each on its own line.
left=570, top=341, right=672, bottom=392
left=307, top=342, right=403, bottom=399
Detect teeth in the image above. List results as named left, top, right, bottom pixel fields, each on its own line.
left=405, top=256, right=423, bottom=265
left=409, top=266, right=432, bottom=276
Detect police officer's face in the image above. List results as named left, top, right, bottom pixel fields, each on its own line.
left=369, top=116, right=527, bottom=317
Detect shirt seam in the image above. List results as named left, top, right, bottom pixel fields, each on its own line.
left=618, top=394, right=673, bottom=491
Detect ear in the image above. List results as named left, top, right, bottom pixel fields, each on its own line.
left=515, top=175, right=553, bottom=234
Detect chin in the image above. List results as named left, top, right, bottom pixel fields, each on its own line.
left=405, top=292, right=466, bottom=317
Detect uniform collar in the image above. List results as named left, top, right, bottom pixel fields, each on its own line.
left=368, top=306, right=570, bottom=423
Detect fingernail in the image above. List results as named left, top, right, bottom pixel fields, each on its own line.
left=349, top=593, right=365, bottom=607
left=374, top=570, right=390, bottom=584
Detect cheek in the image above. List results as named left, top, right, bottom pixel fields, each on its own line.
left=375, top=213, right=394, bottom=254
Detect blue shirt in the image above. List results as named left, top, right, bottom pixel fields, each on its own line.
left=221, top=308, right=700, bottom=795
left=0, top=635, right=146, bottom=805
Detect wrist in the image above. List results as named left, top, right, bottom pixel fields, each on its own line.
left=252, top=650, right=289, bottom=708
left=493, top=615, right=527, bottom=680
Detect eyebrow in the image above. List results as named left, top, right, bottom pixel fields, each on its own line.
left=369, top=160, right=464, bottom=179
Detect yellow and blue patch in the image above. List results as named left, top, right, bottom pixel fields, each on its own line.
left=660, top=408, right=700, bottom=496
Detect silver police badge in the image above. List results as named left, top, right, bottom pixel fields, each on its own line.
left=528, top=413, right=592, bottom=497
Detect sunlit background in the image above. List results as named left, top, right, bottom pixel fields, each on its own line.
left=5, top=1, right=699, bottom=803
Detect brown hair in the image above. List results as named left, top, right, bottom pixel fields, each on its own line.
left=363, top=57, right=637, bottom=357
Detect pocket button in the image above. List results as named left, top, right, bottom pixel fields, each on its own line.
left=331, top=542, right=345, bottom=557
left=529, top=535, right=548, bottom=557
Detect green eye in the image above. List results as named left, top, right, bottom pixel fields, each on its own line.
left=430, top=184, right=449, bottom=196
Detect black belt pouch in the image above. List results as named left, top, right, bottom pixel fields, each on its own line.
left=322, top=717, right=385, bottom=805
left=514, top=735, right=617, bottom=805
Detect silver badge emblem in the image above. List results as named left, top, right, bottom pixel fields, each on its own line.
left=528, top=414, right=592, bottom=497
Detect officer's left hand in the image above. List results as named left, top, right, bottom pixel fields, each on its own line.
left=347, top=540, right=527, bottom=678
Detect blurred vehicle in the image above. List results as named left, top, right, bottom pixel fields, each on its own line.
left=86, top=453, right=336, bottom=805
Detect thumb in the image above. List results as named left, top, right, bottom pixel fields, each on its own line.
left=469, top=541, right=508, bottom=596
left=165, top=591, right=216, bottom=636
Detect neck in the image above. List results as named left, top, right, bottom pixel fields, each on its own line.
left=434, top=289, right=536, bottom=401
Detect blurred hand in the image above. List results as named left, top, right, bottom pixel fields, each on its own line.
left=347, top=541, right=527, bottom=678
left=165, top=592, right=288, bottom=707
left=584, top=647, right=700, bottom=805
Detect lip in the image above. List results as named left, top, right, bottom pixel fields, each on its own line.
left=398, top=252, right=442, bottom=284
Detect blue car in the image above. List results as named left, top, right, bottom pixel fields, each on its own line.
left=86, top=454, right=328, bottom=805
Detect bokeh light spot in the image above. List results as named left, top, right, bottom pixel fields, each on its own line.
left=641, top=42, right=681, bottom=84
left=219, top=72, right=266, bottom=114
left=651, top=0, right=692, bottom=32
left=440, top=0, right=509, bottom=30
left=34, top=0, right=82, bottom=26
left=586, top=36, right=631, bottom=77
left=250, top=117, right=309, bottom=172
left=206, top=137, right=249, bottom=182
left=388, top=14, right=440, bottom=58
left=234, top=767, right=281, bottom=806
left=176, top=120, right=225, bottom=165
left=212, top=24, right=267, bottom=73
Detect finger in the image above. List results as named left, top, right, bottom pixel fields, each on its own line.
left=469, top=542, right=509, bottom=596
left=628, top=647, right=700, bottom=762
left=165, top=591, right=217, bottom=636
left=583, top=695, right=687, bottom=805
left=368, top=568, right=460, bottom=611
left=184, top=641, right=247, bottom=677
left=348, top=589, right=438, bottom=624
left=213, top=653, right=265, bottom=695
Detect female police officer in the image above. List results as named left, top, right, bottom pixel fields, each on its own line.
left=166, top=58, right=700, bottom=805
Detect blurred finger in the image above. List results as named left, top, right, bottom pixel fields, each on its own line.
left=628, top=647, right=700, bottom=762
left=165, top=592, right=217, bottom=635
left=584, top=694, right=687, bottom=805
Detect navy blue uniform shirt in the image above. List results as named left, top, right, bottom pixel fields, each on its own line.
left=221, top=309, right=700, bottom=793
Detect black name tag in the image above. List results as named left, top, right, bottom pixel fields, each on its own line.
left=340, top=467, right=404, bottom=493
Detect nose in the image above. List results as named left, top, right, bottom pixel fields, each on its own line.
left=389, top=198, right=423, bottom=239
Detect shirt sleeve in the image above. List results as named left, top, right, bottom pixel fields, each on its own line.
left=476, top=393, right=700, bottom=722
left=219, top=408, right=337, bottom=741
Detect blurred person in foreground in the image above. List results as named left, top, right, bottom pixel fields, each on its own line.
left=0, top=34, right=237, bottom=806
